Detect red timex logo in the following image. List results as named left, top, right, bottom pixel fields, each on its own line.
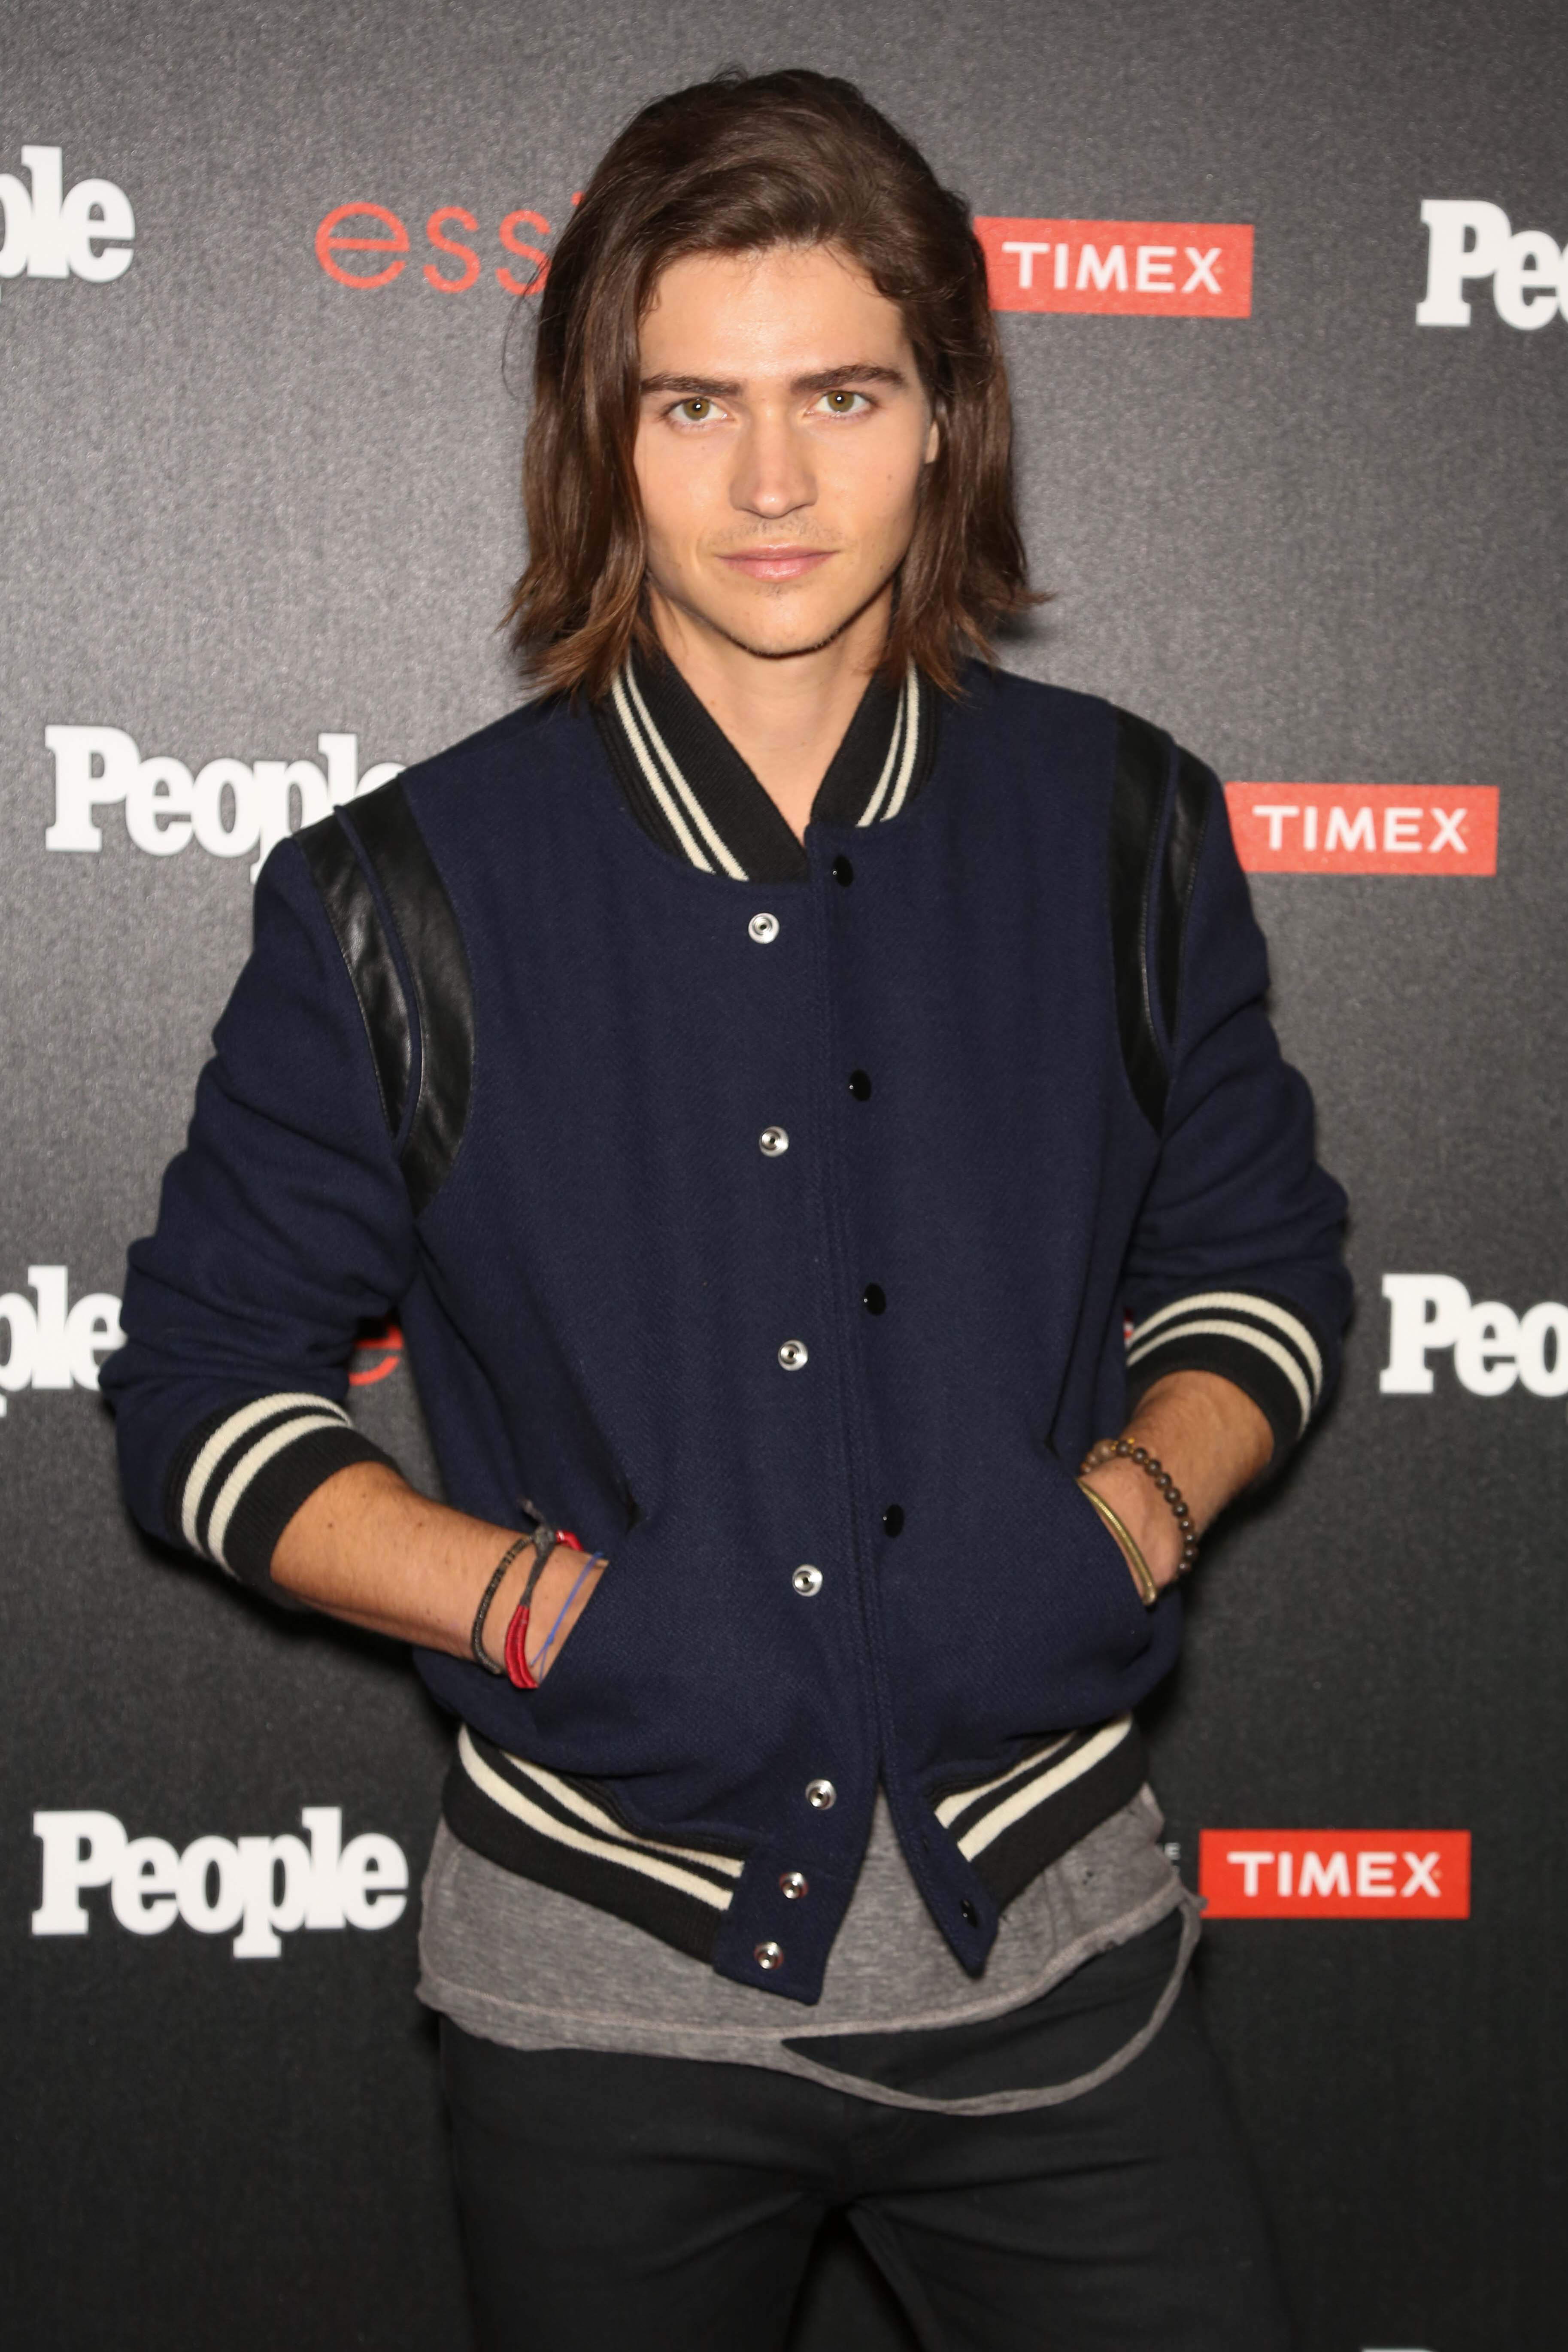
left=1224, top=783, right=1498, bottom=874
left=974, top=218, right=1253, bottom=315
left=1199, top=1831, right=1471, bottom=1918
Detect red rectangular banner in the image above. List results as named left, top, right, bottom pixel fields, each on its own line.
left=1199, top=1831, right=1471, bottom=1918
left=1224, top=783, right=1498, bottom=873
left=975, top=218, right=1253, bottom=315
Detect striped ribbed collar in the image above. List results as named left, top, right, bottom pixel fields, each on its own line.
left=592, top=643, right=939, bottom=882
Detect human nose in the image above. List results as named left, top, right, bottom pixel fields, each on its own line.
left=729, top=408, right=816, bottom=522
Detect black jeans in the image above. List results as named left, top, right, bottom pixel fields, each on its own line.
left=440, top=1922, right=1293, bottom=2352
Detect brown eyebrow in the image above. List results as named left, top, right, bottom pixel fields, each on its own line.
left=638, top=363, right=910, bottom=399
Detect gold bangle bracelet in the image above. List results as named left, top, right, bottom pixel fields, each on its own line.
left=1077, top=1478, right=1160, bottom=1608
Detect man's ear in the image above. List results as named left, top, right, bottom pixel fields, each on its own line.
left=923, top=407, right=942, bottom=465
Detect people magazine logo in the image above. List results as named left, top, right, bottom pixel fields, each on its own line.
left=1418, top=201, right=1568, bottom=330
left=975, top=218, right=1252, bottom=315
left=1382, top=1277, right=1568, bottom=1408
left=44, top=727, right=402, bottom=883
left=0, top=1269, right=121, bottom=1419
left=2, top=1286, right=403, bottom=1419
left=32, top=1807, right=407, bottom=1959
left=1199, top=1832, right=1470, bottom=1919
left=1224, top=785, right=1498, bottom=874
left=0, top=145, right=134, bottom=300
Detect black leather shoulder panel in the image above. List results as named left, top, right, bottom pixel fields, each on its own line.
left=348, top=783, right=475, bottom=1217
left=1156, top=750, right=1212, bottom=1050
left=1107, top=708, right=1174, bottom=1131
left=297, top=814, right=412, bottom=1137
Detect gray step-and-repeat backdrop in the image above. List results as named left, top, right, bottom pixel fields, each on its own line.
left=4, top=3, right=1563, bottom=2345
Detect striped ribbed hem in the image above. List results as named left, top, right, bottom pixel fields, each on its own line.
left=443, top=1717, right=1146, bottom=1958
left=1125, top=1289, right=1326, bottom=1469
left=928, top=1716, right=1147, bottom=1910
left=162, top=1393, right=396, bottom=1590
left=443, top=1727, right=751, bottom=1966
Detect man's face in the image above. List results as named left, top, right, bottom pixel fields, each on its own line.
left=633, top=242, right=939, bottom=661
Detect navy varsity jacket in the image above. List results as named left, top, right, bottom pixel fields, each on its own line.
left=104, top=654, right=1350, bottom=2005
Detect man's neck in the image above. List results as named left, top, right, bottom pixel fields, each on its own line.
left=646, top=586, right=893, bottom=844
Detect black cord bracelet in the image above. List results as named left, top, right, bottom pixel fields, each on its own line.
left=471, top=1534, right=532, bottom=1674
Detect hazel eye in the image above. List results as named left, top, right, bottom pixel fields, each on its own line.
left=676, top=397, right=716, bottom=422
left=817, top=389, right=870, bottom=416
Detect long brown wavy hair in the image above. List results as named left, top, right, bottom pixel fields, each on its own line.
left=504, top=68, right=1038, bottom=700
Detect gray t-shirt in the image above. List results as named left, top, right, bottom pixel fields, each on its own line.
left=418, top=1778, right=1198, bottom=2118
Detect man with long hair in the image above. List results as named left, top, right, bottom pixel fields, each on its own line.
left=107, top=68, right=1347, bottom=2349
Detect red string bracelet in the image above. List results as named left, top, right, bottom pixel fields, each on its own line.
left=503, top=1528, right=586, bottom=1689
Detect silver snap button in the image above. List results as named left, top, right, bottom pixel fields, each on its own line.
left=805, top=1779, right=836, bottom=1811
left=759, top=1126, right=789, bottom=1156
left=748, top=911, right=779, bottom=944
left=754, top=1940, right=784, bottom=1970
left=778, top=1339, right=808, bottom=1370
left=779, top=1872, right=809, bottom=1901
left=792, top=1565, right=823, bottom=1597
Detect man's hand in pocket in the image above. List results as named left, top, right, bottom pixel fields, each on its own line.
left=1079, top=1370, right=1273, bottom=1594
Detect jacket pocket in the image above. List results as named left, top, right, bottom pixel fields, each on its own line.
left=515, top=1511, right=805, bottom=1792
left=883, top=1436, right=1162, bottom=1768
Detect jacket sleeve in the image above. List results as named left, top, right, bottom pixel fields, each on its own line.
left=1121, top=757, right=1351, bottom=1474
left=100, top=834, right=418, bottom=1597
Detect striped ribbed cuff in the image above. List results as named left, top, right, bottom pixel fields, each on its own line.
left=163, top=1394, right=397, bottom=1593
left=1125, top=1290, right=1326, bottom=1473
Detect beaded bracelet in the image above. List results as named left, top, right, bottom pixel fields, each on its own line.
left=1078, top=1437, right=1200, bottom=1576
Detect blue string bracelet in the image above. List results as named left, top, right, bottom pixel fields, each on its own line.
left=528, top=1551, right=607, bottom=1678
